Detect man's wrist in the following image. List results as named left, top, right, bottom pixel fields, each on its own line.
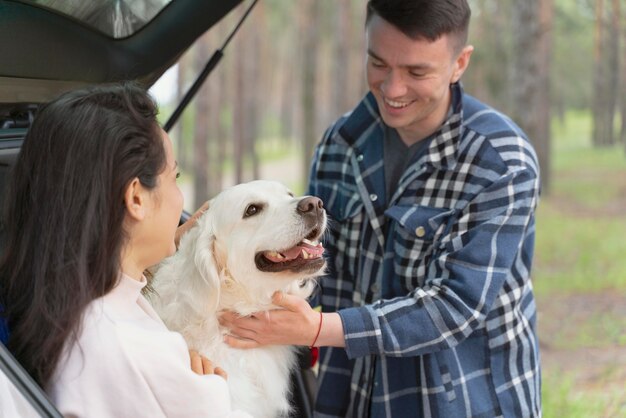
left=315, top=312, right=346, bottom=348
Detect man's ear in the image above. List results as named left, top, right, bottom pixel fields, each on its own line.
left=451, top=44, right=474, bottom=84
left=124, top=177, right=147, bottom=221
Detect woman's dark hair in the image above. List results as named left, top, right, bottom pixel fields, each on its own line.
left=0, top=82, right=166, bottom=387
left=366, top=0, right=471, bottom=52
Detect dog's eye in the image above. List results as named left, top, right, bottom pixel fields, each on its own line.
left=244, top=204, right=262, bottom=218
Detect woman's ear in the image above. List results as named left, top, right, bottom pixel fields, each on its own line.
left=124, top=177, right=147, bottom=221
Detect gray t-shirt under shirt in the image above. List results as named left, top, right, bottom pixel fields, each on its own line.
left=383, top=126, right=432, bottom=199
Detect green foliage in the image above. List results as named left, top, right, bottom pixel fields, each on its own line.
left=534, top=205, right=626, bottom=295
left=537, top=109, right=626, bottom=418
left=534, top=110, right=626, bottom=295
left=468, top=0, right=596, bottom=111
left=544, top=302, right=626, bottom=349
left=551, top=0, right=595, bottom=110
left=542, top=374, right=621, bottom=418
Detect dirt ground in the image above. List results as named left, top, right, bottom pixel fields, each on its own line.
left=537, top=292, right=626, bottom=415
left=536, top=168, right=626, bottom=415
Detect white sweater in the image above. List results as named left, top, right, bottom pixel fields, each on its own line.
left=48, top=274, right=251, bottom=418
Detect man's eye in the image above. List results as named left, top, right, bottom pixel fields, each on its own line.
left=244, top=204, right=261, bottom=218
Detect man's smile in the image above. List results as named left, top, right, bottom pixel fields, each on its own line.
left=383, top=97, right=416, bottom=110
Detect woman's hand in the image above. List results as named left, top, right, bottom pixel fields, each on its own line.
left=175, top=201, right=209, bottom=248
left=189, top=349, right=227, bottom=380
left=219, top=292, right=345, bottom=349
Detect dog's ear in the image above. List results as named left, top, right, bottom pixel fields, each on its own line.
left=190, top=209, right=221, bottom=313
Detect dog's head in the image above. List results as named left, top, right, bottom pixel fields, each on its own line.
left=183, top=180, right=326, bottom=311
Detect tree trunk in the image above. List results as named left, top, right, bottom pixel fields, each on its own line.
left=510, top=0, right=551, bottom=193
left=332, top=0, right=351, bottom=118
left=348, top=0, right=367, bottom=107
left=279, top=51, right=294, bottom=141
left=207, top=28, right=224, bottom=198
left=536, top=0, right=554, bottom=193
left=176, top=56, right=189, bottom=169
left=192, top=35, right=211, bottom=209
left=605, top=0, right=621, bottom=146
left=621, top=2, right=626, bottom=149
left=592, top=0, right=609, bottom=147
left=300, top=0, right=320, bottom=186
left=233, top=28, right=245, bottom=183
left=244, top=7, right=262, bottom=180
left=463, top=0, right=511, bottom=114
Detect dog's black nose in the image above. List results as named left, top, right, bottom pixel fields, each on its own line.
left=297, top=196, right=323, bottom=214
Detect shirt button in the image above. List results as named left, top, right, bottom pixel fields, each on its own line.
left=415, top=226, right=426, bottom=238
left=356, top=154, right=364, bottom=162
left=369, top=194, right=378, bottom=202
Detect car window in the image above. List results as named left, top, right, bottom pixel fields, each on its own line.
left=15, top=0, right=173, bottom=38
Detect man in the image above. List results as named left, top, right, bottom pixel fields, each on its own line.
left=221, top=1, right=541, bottom=416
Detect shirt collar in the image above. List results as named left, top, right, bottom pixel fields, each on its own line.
left=107, top=272, right=148, bottom=306
left=339, top=83, right=465, bottom=170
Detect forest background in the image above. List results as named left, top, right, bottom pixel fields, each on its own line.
left=151, top=0, right=626, bottom=416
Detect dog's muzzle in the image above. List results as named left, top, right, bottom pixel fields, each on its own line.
left=254, top=196, right=326, bottom=274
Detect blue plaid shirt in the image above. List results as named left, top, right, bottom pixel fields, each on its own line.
left=308, top=83, right=541, bottom=417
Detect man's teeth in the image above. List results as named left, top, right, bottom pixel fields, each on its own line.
left=385, top=98, right=411, bottom=108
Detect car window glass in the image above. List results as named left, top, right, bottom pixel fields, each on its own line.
left=16, top=0, right=173, bottom=38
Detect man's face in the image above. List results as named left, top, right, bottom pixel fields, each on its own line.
left=365, top=14, right=471, bottom=144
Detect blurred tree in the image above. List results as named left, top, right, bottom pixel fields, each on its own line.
left=510, top=0, right=553, bottom=193
left=243, top=4, right=262, bottom=179
left=207, top=25, right=228, bottom=198
left=331, top=0, right=351, bottom=119
left=300, top=0, right=320, bottom=184
left=537, top=0, right=554, bottom=192
left=465, top=0, right=512, bottom=114
left=592, top=0, right=612, bottom=146
left=192, top=34, right=212, bottom=209
left=175, top=55, right=189, bottom=169
left=605, top=0, right=621, bottom=146
left=233, top=19, right=246, bottom=183
left=349, top=0, right=368, bottom=107
left=551, top=0, right=594, bottom=112
left=622, top=1, right=626, bottom=148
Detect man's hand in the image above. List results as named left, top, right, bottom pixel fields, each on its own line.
left=175, top=201, right=209, bottom=248
left=189, top=349, right=227, bottom=380
left=219, top=292, right=321, bottom=349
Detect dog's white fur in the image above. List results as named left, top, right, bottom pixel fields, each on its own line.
left=149, top=180, right=326, bottom=418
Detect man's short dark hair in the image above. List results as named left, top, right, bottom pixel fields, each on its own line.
left=366, top=0, right=471, bottom=52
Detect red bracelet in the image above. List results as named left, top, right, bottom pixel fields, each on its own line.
left=309, top=311, right=323, bottom=348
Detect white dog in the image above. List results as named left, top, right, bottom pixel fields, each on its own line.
left=149, top=180, right=326, bottom=418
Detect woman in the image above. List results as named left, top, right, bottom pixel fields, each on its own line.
left=0, top=83, right=250, bottom=417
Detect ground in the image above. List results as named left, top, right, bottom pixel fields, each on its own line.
left=536, top=165, right=626, bottom=417
left=538, top=293, right=626, bottom=416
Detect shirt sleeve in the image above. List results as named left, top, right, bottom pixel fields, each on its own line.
left=339, top=165, right=540, bottom=359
